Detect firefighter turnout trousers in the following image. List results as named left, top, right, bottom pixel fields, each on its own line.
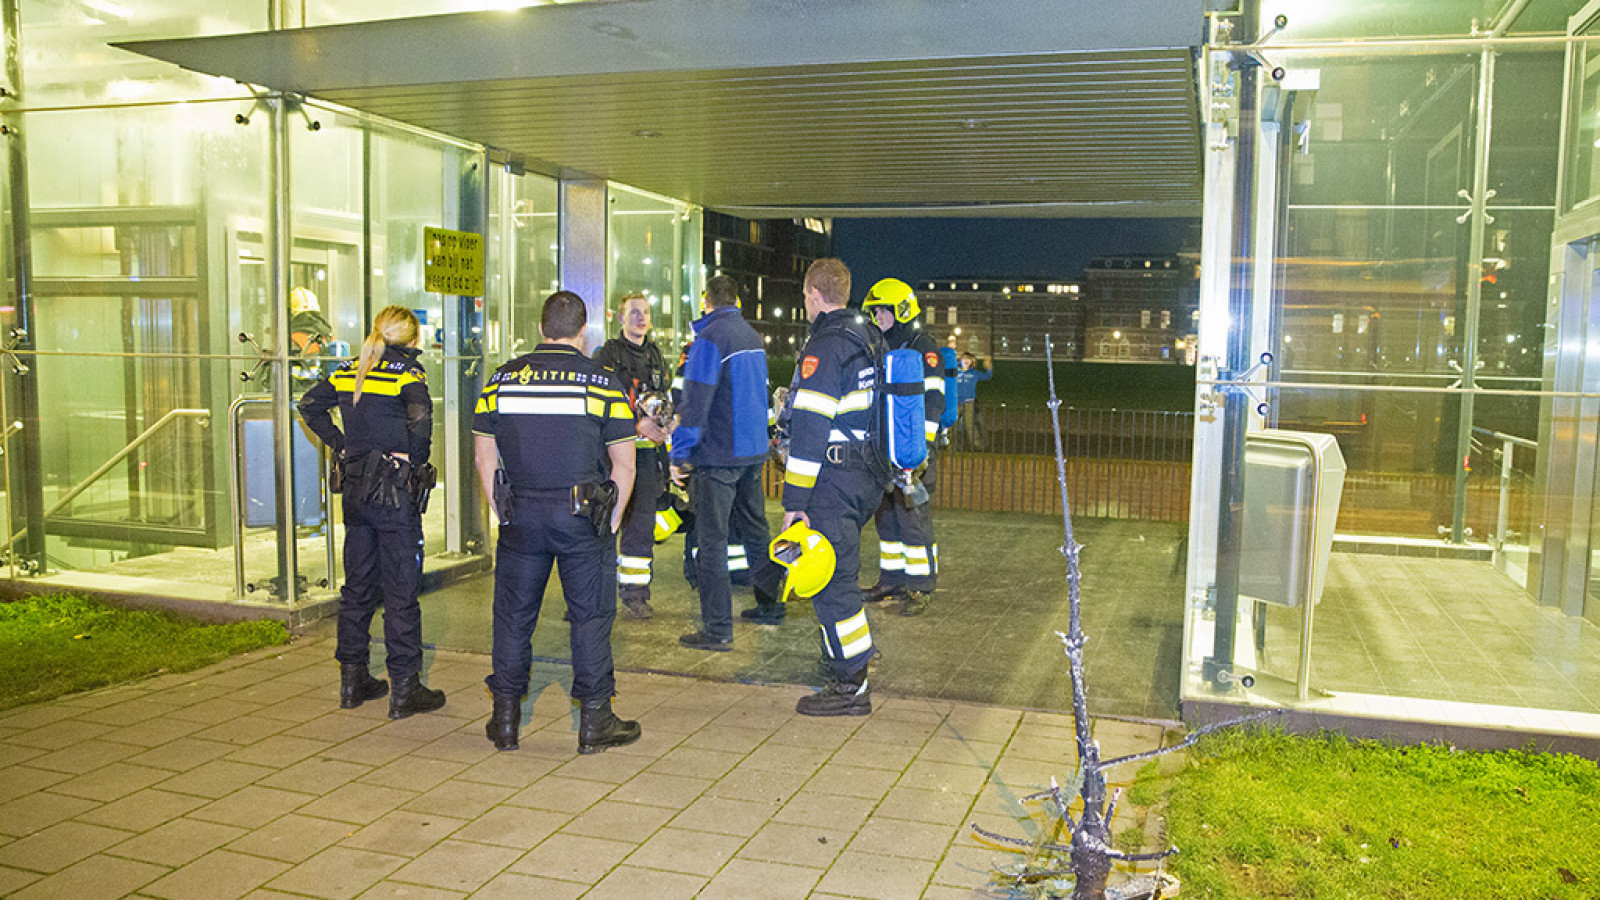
left=616, top=445, right=663, bottom=599
left=808, top=465, right=884, bottom=679
left=872, top=451, right=939, bottom=593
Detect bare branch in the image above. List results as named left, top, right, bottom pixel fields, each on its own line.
left=1097, top=709, right=1282, bottom=770
left=969, top=822, right=1074, bottom=855
left=1106, top=845, right=1181, bottom=862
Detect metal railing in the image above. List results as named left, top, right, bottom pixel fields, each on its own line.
left=8, top=408, right=210, bottom=546
left=1474, top=426, right=1538, bottom=574
left=764, top=406, right=1196, bottom=522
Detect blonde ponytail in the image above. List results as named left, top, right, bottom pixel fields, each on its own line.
left=352, top=305, right=421, bottom=404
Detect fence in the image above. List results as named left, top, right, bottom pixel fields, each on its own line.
left=764, top=406, right=1196, bottom=522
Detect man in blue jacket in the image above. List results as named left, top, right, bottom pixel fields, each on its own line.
left=671, top=275, right=771, bottom=651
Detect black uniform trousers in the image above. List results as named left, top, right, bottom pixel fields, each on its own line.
left=336, top=493, right=424, bottom=680
left=807, top=464, right=884, bottom=678
left=486, top=494, right=617, bottom=702
left=615, top=445, right=663, bottom=599
left=871, top=451, right=939, bottom=593
left=691, top=463, right=770, bottom=641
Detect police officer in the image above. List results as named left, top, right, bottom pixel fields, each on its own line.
left=473, top=291, right=640, bottom=754
left=860, top=278, right=946, bottom=616
left=299, top=305, right=446, bottom=720
left=593, top=291, right=671, bottom=620
left=782, top=258, right=887, bottom=716
left=671, top=275, right=772, bottom=651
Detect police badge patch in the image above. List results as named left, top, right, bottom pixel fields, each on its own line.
left=800, top=355, right=819, bottom=379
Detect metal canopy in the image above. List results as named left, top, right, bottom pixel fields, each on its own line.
left=119, top=0, right=1204, bottom=217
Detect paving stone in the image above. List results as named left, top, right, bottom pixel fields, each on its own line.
left=385, top=839, right=519, bottom=892
left=401, top=779, right=514, bottom=820
left=581, top=864, right=703, bottom=900
left=848, top=815, right=962, bottom=860
left=133, top=848, right=292, bottom=900
left=773, top=789, right=878, bottom=831
left=225, top=813, right=357, bottom=863
left=805, top=762, right=902, bottom=800
left=607, top=771, right=711, bottom=809
left=339, top=880, right=463, bottom=899
left=469, top=871, right=585, bottom=900
left=560, top=799, right=675, bottom=844
left=875, top=785, right=980, bottom=826
left=187, top=786, right=315, bottom=828
left=315, top=733, right=420, bottom=768
left=296, top=782, right=418, bottom=825
left=506, top=832, right=633, bottom=884
left=264, top=845, right=408, bottom=900
left=697, top=858, right=823, bottom=900
left=503, top=774, right=614, bottom=814
left=622, top=826, right=742, bottom=876
left=74, top=789, right=206, bottom=832
left=25, top=740, right=142, bottom=775
left=358, top=756, right=468, bottom=792
left=448, top=805, right=569, bottom=850
left=0, top=791, right=100, bottom=837
left=451, top=752, right=558, bottom=788
left=124, top=738, right=237, bottom=773
left=6, top=853, right=166, bottom=900
left=669, top=795, right=779, bottom=837
left=257, top=756, right=372, bottom=794
left=0, top=820, right=131, bottom=873
left=0, top=863, right=41, bottom=895
left=339, top=810, right=467, bottom=857
left=737, top=820, right=848, bottom=869
left=95, top=717, right=209, bottom=749
left=109, top=817, right=247, bottom=867
left=814, top=848, right=937, bottom=900
left=5, top=720, right=114, bottom=752
left=225, top=735, right=334, bottom=769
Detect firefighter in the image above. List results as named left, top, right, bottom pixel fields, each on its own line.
left=593, top=291, right=672, bottom=620
left=473, top=291, right=640, bottom=754
left=859, top=277, right=946, bottom=616
left=781, top=258, right=887, bottom=716
left=299, top=305, right=446, bottom=720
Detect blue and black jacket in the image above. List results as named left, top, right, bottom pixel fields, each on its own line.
left=671, top=306, right=769, bottom=468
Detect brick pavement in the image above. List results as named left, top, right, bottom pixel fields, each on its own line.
left=0, top=638, right=1176, bottom=899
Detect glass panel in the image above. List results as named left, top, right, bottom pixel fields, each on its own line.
left=1193, top=28, right=1593, bottom=732
left=608, top=183, right=691, bottom=349
left=1257, top=0, right=1569, bottom=41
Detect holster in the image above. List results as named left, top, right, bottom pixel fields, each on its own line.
left=572, top=481, right=619, bottom=537
left=493, top=468, right=514, bottom=526
left=410, top=462, right=438, bottom=514
left=364, top=452, right=412, bottom=511
left=329, top=454, right=345, bottom=494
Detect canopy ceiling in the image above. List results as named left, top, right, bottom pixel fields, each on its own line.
left=120, top=0, right=1206, bottom=217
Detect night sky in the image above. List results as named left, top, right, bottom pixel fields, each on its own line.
left=832, top=217, right=1199, bottom=301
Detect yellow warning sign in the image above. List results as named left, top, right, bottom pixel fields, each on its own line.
left=423, top=227, right=484, bottom=296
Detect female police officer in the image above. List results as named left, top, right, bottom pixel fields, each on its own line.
left=300, top=305, right=446, bottom=719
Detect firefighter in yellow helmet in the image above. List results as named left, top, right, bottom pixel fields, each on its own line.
left=860, top=278, right=945, bottom=616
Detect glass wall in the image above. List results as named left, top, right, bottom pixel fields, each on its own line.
left=1186, top=5, right=1600, bottom=729
left=607, top=183, right=699, bottom=352
left=2, top=0, right=494, bottom=605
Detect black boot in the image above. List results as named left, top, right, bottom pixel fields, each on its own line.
left=797, top=666, right=871, bottom=717
left=340, top=663, right=388, bottom=710
left=388, top=674, right=446, bottom=720
left=486, top=693, right=521, bottom=751
left=898, top=590, right=931, bottom=617
left=578, top=697, right=641, bottom=754
left=862, top=582, right=900, bottom=603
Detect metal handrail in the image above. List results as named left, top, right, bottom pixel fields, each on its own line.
left=1472, top=427, right=1537, bottom=571
left=229, top=395, right=335, bottom=600
left=8, top=408, right=209, bottom=544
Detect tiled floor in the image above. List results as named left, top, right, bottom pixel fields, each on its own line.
left=409, top=510, right=1190, bottom=722
left=0, top=639, right=1178, bottom=900
left=1254, top=554, right=1600, bottom=716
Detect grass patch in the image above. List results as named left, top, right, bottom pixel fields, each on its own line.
left=0, top=594, right=289, bottom=710
left=1163, top=729, right=1600, bottom=899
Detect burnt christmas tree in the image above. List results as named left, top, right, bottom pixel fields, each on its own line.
left=971, top=339, right=1275, bottom=900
